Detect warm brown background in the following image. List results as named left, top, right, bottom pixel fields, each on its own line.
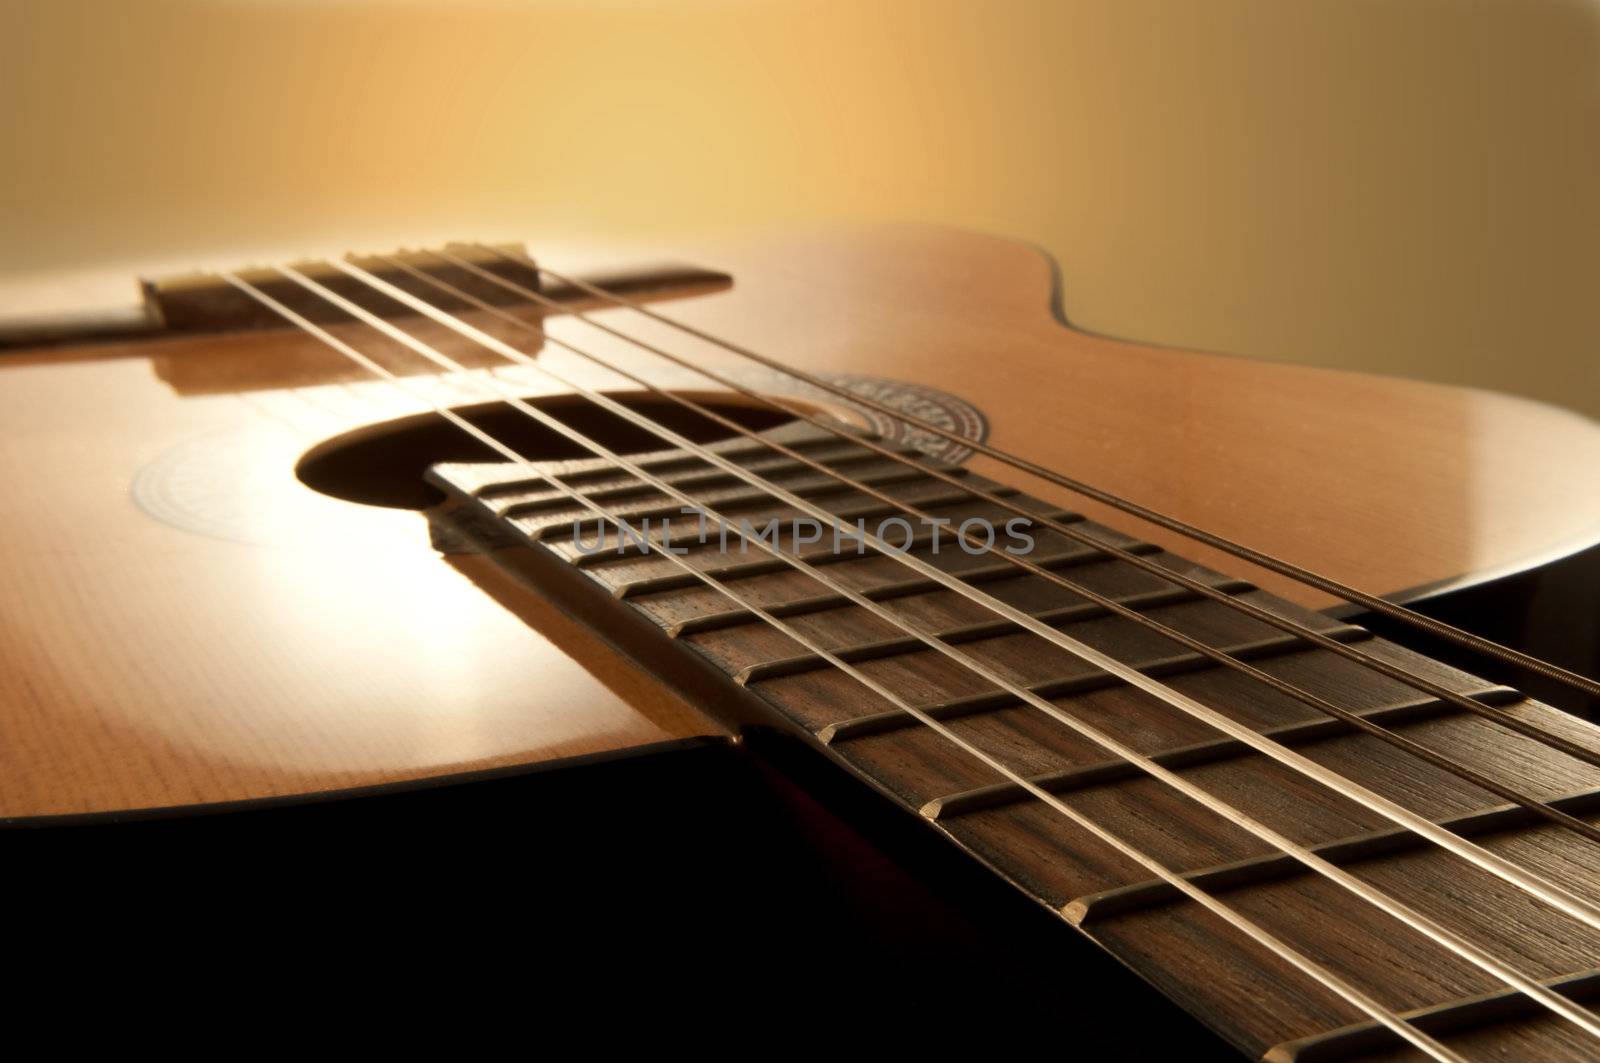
left=3, top=0, right=1596, bottom=418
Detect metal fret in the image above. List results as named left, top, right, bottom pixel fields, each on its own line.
left=471, top=432, right=871, bottom=498
left=670, top=538, right=1159, bottom=637
left=606, top=507, right=1084, bottom=597
left=564, top=483, right=1023, bottom=564
left=817, top=626, right=1373, bottom=743
left=507, top=461, right=967, bottom=534
left=1264, top=968, right=1600, bottom=1062
left=1066, top=785, right=1600, bottom=924
left=491, top=446, right=897, bottom=515
left=735, top=578, right=1258, bottom=683
left=923, top=685, right=1524, bottom=819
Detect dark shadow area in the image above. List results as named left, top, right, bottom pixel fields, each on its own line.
left=1355, top=542, right=1600, bottom=723
left=5, top=733, right=1235, bottom=1056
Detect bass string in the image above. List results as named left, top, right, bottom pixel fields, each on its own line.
left=220, top=266, right=1466, bottom=1063
left=400, top=247, right=1600, bottom=849
left=518, top=250, right=1600, bottom=706
left=328, top=251, right=1600, bottom=941
left=467, top=247, right=1600, bottom=781
left=258, top=257, right=1598, bottom=1039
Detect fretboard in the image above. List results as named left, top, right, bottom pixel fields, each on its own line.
left=429, top=420, right=1600, bottom=1061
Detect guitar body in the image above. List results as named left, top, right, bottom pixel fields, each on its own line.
left=4, top=225, right=1598, bottom=819
left=5, top=227, right=1600, bottom=1056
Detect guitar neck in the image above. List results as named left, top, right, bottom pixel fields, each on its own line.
left=428, top=419, right=1600, bottom=1061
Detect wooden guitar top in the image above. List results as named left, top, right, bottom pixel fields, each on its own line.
left=1, top=225, right=1598, bottom=817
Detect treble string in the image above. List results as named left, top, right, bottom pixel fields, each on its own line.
left=269, top=255, right=1600, bottom=1038
left=220, top=266, right=1466, bottom=1063
left=522, top=251, right=1600, bottom=707
left=405, top=247, right=1600, bottom=850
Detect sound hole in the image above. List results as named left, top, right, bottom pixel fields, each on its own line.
left=298, top=392, right=796, bottom=509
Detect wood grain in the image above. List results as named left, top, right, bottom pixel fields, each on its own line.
left=0, top=352, right=714, bottom=817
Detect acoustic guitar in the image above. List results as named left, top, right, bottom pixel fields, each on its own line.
left=5, top=227, right=1600, bottom=1059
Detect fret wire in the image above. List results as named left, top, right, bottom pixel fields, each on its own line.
left=404, top=248, right=1600, bottom=849
left=518, top=250, right=1600, bottom=706
left=298, top=256, right=1600, bottom=1036
left=220, top=268, right=1465, bottom=1063
left=342, top=251, right=1600, bottom=937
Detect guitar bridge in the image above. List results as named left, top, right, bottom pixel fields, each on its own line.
left=0, top=243, right=730, bottom=350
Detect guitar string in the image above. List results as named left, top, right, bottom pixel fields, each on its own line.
left=219, top=268, right=1465, bottom=1063
left=245, top=258, right=1600, bottom=1038
left=391, top=248, right=1600, bottom=849
left=327, top=252, right=1600, bottom=939
left=323, top=255, right=1600, bottom=941
left=510, top=249, right=1600, bottom=706
left=455, top=248, right=1600, bottom=781
left=246, top=261, right=1600, bottom=1043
